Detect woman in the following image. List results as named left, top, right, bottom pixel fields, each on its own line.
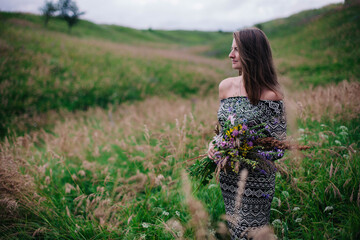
left=208, top=28, right=287, bottom=239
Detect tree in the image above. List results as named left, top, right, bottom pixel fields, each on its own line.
left=345, top=0, right=360, bottom=6
left=254, top=24, right=263, bottom=31
left=58, top=0, right=85, bottom=32
left=39, top=1, right=57, bottom=27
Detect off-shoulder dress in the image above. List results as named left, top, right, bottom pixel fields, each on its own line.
left=217, top=96, right=286, bottom=240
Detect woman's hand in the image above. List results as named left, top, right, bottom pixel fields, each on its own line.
left=207, top=141, right=216, bottom=160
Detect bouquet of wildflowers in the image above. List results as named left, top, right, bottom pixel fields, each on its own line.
left=188, top=114, right=290, bottom=187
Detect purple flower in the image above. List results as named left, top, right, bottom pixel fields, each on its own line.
left=248, top=141, right=253, bottom=147
left=259, top=169, right=267, bottom=175
left=242, top=125, right=248, bottom=131
left=276, top=149, right=284, bottom=157
left=265, top=125, right=269, bottom=129
left=232, top=130, right=239, bottom=137
left=262, top=193, right=270, bottom=199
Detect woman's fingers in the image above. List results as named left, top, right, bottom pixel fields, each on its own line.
left=208, top=149, right=215, bottom=159
left=208, top=142, right=215, bottom=159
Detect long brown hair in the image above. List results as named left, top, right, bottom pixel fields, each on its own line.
left=233, top=28, right=281, bottom=105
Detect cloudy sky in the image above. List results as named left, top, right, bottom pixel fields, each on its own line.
left=0, top=0, right=343, bottom=31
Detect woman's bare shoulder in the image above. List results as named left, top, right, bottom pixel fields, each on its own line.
left=219, top=77, right=236, bottom=99
left=261, top=89, right=283, bottom=101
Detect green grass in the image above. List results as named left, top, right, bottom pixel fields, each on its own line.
left=0, top=11, right=230, bottom=46
left=2, top=3, right=358, bottom=138
left=1, top=3, right=359, bottom=240
left=0, top=13, right=227, bottom=138
left=269, top=4, right=360, bottom=88
left=206, top=4, right=360, bottom=89
left=1, top=103, right=359, bottom=239
left=271, top=117, right=360, bottom=239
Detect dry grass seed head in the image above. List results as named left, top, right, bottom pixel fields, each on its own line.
left=216, top=221, right=231, bottom=239
left=246, top=225, right=276, bottom=240
left=293, top=80, right=360, bottom=121
left=181, top=170, right=214, bottom=240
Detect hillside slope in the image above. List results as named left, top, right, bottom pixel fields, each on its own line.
left=208, top=3, right=360, bottom=88
left=1, top=3, right=359, bottom=138
left=0, top=11, right=230, bottom=46
left=0, top=12, right=231, bottom=138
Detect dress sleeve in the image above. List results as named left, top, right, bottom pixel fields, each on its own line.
left=263, top=103, right=287, bottom=161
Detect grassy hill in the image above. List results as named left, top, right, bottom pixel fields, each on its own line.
left=2, top=3, right=358, bottom=138
left=0, top=3, right=360, bottom=240
left=0, top=11, right=230, bottom=46
left=208, top=3, right=360, bottom=89
left=0, top=11, right=232, bottom=137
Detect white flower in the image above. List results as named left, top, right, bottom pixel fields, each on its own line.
left=340, top=131, right=348, bottom=136
left=324, top=206, right=333, bottom=212
left=175, top=211, right=180, bottom=217
left=213, top=134, right=223, bottom=144
left=272, top=219, right=282, bottom=228
left=140, top=233, right=146, bottom=239
left=208, top=184, right=217, bottom=189
left=343, top=154, right=349, bottom=159
left=295, top=218, right=302, bottom=223
left=282, top=191, right=289, bottom=198
left=320, top=124, right=327, bottom=128
left=272, top=197, right=280, bottom=207
left=339, top=126, right=348, bottom=132
left=162, top=211, right=169, bottom=216
left=334, top=140, right=342, bottom=145
left=293, top=207, right=300, bottom=211
left=227, top=114, right=236, bottom=125
left=209, top=228, right=216, bottom=236
left=142, top=222, right=150, bottom=228
left=298, top=128, right=305, bottom=133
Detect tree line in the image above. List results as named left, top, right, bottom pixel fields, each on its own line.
left=40, top=0, right=85, bottom=31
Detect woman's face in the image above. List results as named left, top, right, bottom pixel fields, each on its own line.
left=229, top=38, right=241, bottom=70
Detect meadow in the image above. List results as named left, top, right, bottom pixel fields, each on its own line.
left=1, top=3, right=360, bottom=239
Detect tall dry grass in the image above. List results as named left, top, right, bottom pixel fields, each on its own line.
left=289, top=80, right=360, bottom=121
left=0, top=79, right=359, bottom=238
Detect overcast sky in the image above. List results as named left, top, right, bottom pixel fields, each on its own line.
left=0, top=0, right=343, bottom=31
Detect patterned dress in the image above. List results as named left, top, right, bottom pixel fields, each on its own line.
left=217, top=96, right=286, bottom=240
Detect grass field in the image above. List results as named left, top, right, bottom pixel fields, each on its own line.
left=1, top=3, right=360, bottom=239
